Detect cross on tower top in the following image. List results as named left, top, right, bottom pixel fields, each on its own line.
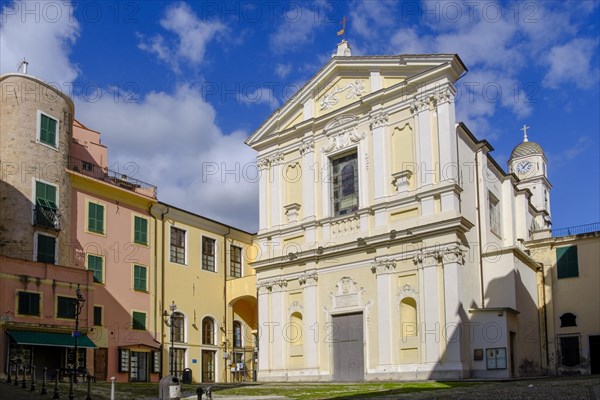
left=520, top=124, right=530, bottom=142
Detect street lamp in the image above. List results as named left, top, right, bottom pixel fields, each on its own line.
left=69, top=284, right=85, bottom=400
left=162, top=301, right=178, bottom=377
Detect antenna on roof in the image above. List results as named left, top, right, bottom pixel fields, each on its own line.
left=18, top=58, right=29, bottom=74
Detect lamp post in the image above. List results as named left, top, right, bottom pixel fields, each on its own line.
left=68, top=284, right=85, bottom=400
left=162, top=301, right=178, bottom=377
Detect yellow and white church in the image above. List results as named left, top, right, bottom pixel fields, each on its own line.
left=246, top=41, right=553, bottom=381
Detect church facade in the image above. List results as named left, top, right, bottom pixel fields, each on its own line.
left=246, top=42, right=552, bottom=381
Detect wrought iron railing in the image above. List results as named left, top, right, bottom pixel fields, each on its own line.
left=552, top=222, right=600, bottom=237
left=34, top=205, right=61, bottom=230
left=68, top=157, right=157, bottom=198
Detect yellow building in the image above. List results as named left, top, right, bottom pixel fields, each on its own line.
left=151, top=203, right=257, bottom=383
left=528, top=224, right=600, bottom=375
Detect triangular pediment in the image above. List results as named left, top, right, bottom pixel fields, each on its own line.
left=245, top=53, right=466, bottom=149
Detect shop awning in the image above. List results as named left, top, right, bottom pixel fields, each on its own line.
left=7, top=330, right=97, bottom=348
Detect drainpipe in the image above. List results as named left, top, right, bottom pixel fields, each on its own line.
left=159, top=205, right=169, bottom=377
left=223, top=227, right=231, bottom=383
left=540, top=263, right=550, bottom=374
left=474, top=146, right=485, bottom=308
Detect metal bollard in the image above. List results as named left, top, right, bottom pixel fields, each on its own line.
left=110, top=377, right=116, bottom=400
left=7, top=361, right=12, bottom=383
left=21, top=365, right=27, bottom=389
left=68, top=370, right=75, bottom=400
left=30, top=365, right=36, bottom=391
left=52, top=369, right=60, bottom=400
left=86, top=375, right=92, bottom=400
left=13, top=363, right=19, bottom=386
left=41, top=366, right=48, bottom=395
left=196, top=386, right=204, bottom=399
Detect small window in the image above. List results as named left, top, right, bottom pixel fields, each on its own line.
left=230, top=245, right=242, bottom=277
left=132, top=311, right=146, bottom=330
left=233, top=321, right=242, bottom=348
left=133, top=265, right=147, bottom=291
left=87, top=254, right=104, bottom=283
left=486, top=347, right=507, bottom=370
left=489, top=192, right=501, bottom=236
left=558, top=334, right=581, bottom=367
left=331, top=152, right=359, bottom=216
left=557, top=246, right=579, bottom=279
left=202, top=237, right=216, bottom=272
left=134, top=216, right=148, bottom=245
left=93, top=306, right=103, bottom=326
left=170, top=227, right=186, bottom=264
left=202, top=317, right=215, bottom=345
left=82, top=161, right=94, bottom=172
left=560, top=313, right=577, bottom=328
left=18, top=291, right=41, bottom=316
left=36, top=181, right=58, bottom=210
left=57, top=296, right=77, bottom=319
left=38, top=112, right=58, bottom=148
left=88, top=202, right=105, bottom=234
left=36, top=234, right=56, bottom=264
left=172, top=312, right=185, bottom=342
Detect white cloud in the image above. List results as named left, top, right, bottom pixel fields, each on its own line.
left=75, top=85, right=259, bottom=231
left=548, top=136, right=594, bottom=168
left=269, top=2, right=331, bottom=53
left=236, top=87, right=280, bottom=110
left=0, top=0, right=80, bottom=85
left=349, top=0, right=396, bottom=40
left=543, top=38, right=599, bottom=89
left=275, top=63, right=292, bottom=79
left=138, top=2, right=225, bottom=73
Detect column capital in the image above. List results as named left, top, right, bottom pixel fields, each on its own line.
left=413, top=250, right=440, bottom=267
left=371, top=260, right=396, bottom=275
left=433, top=84, right=457, bottom=105
left=257, top=280, right=272, bottom=294
left=299, top=271, right=318, bottom=286
left=410, top=96, right=430, bottom=114
left=269, top=151, right=284, bottom=166
left=369, top=110, right=389, bottom=129
left=257, top=157, right=270, bottom=171
left=299, top=138, right=315, bottom=156
left=272, top=277, right=288, bottom=292
left=441, top=244, right=466, bottom=265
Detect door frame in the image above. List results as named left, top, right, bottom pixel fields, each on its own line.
left=94, top=348, right=108, bottom=381
left=330, top=311, right=365, bottom=381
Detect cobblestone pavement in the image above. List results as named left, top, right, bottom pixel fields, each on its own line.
left=1, top=376, right=598, bottom=400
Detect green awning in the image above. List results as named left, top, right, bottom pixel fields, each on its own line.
left=7, top=330, right=97, bottom=348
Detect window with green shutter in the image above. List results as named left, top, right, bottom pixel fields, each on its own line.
left=57, top=296, right=77, bottom=319
left=88, top=202, right=104, bottom=234
left=87, top=254, right=104, bottom=283
left=133, top=265, right=147, bottom=291
left=39, top=113, right=58, bottom=147
left=36, top=181, right=57, bottom=210
left=134, top=216, right=148, bottom=245
left=36, top=234, right=56, bottom=264
left=93, top=306, right=103, bottom=326
left=557, top=246, right=579, bottom=279
left=18, top=292, right=41, bottom=316
left=132, top=311, right=146, bottom=330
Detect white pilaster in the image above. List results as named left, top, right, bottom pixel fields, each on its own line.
left=419, top=252, right=441, bottom=363
left=370, top=71, right=382, bottom=92
left=270, top=278, right=287, bottom=371
left=300, top=139, right=315, bottom=220
left=413, top=98, right=434, bottom=187
left=270, top=152, right=284, bottom=228
left=370, top=110, right=388, bottom=201
left=442, top=247, right=464, bottom=364
left=258, top=158, right=270, bottom=231
left=372, top=261, right=396, bottom=368
left=303, top=99, right=314, bottom=120
left=257, top=282, right=271, bottom=372
left=436, top=85, right=458, bottom=184
left=300, top=271, right=318, bottom=369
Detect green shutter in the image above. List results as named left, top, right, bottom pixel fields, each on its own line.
left=133, top=265, right=147, bottom=291
left=88, top=203, right=104, bottom=234
left=36, top=181, right=57, bottom=209
left=37, top=235, right=56, bottom=263
left=134, top=217, right=148, bottom=245
left=557, top=246, right=579, bottom=279
left=132, top=311, right=146, bottom=330
left=87, top=255, right=103, bottom=283
left=40, top=114, right=57, bottom=147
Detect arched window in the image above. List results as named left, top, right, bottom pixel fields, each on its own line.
left=400, top=297, right=418, bottom=337
left=233, top=321, right=242, bottom=348
left=290, top=312, right=303, bottom=345
left=172, top=312, right=185, bottom=342
left=560, top=313, right=577, bottom=327
left=202, top=317, right=215, bottom=345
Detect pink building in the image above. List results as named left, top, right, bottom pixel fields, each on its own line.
left=68, top=120, right=160, bottom=382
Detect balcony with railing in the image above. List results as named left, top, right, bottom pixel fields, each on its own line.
left=68, top=157, right=157, bottom=198
left=34, top=205, right=61, bottom=230
left=552, top=222, right=600, bottom=237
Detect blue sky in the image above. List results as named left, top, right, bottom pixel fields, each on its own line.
left=1, top=0, right=598, bottom=233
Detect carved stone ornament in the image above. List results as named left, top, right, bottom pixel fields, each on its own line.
left=321, top=127, right=366, bottom=153
left=369, top=111, right=389, bottom=129
left=371, top=260, right=397, bottom=275
left=257, top=280, right=272, bottom=294
left=272, top=277, right=288, bottom=291
left=392, top=170, right=412, bottom=193
left=320, top=80, right=367, bottom=110
left=330, top=276, right=366, bottom=310
left=299, top=271, right=318, bottom=286
left=433, top=85, right=456, bottom=105
left=336, top=276, right=360, bottom=295
left=268, top=152, right=284, bottom=166
left=256, top=157, right=270, bottom=170
left=288, top=300, right=303, bottom=314
left=299, top=138, right=315, bottom=156
left=397, top=284, right=419, bottom=302
left=410, top=96, right=430, bottom=114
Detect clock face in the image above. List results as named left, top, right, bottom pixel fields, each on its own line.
left=516, top=161, right=532, bottom=174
